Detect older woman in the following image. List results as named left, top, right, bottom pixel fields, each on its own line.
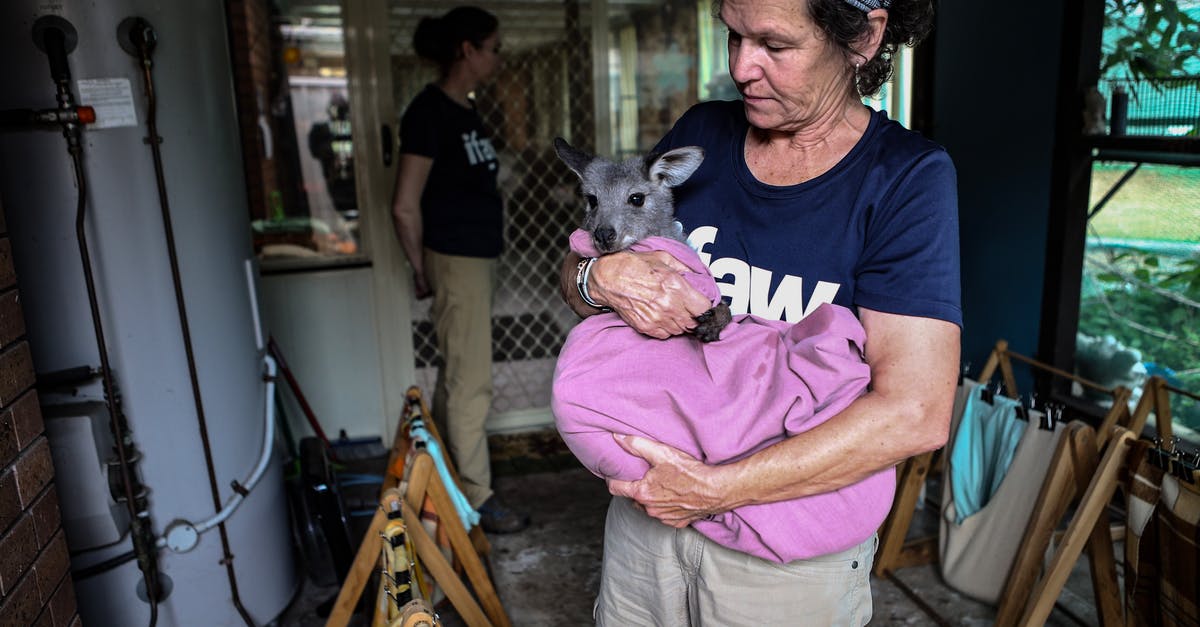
left=559, top=0, right=960, bottom=623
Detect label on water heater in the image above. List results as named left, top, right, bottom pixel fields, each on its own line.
left=76, top=78, right=139, bottom=129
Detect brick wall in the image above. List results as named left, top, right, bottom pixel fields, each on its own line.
left=226, top=0, right=281, bottom=223
left=0, top=199, right=79, bottom=627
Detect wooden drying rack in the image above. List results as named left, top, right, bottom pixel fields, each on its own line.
left=325, top=387, right=511, bottom=627
left=873, top=339, right=1144, bottom=626
left=1013, top=377, right=1200, bottom=626
left=1132, top=374, right=1200, bottom=443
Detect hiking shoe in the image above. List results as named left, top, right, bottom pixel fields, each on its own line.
left=478, top=495, right=530, bottom=534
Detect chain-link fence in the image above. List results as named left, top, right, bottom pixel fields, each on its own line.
left=1099, top=77, right=1200, bottom=136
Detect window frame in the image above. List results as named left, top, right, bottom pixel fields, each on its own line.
left=1039, top=0, right=1200, bottom=415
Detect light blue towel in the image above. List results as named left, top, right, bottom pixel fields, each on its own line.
left=409, top=418, right=482, bottom=530
left=949, top=388, right=1028, bottom=523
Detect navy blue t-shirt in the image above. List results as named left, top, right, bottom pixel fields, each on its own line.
left=400, top=84, right=503, bottom=258
left=656, top=101, right=962, bottom=327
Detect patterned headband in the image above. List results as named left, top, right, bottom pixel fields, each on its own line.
left=843, top=0, right=891, bottom=11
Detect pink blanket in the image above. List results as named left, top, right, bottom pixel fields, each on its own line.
left=552, top=229, right=895, bottom=562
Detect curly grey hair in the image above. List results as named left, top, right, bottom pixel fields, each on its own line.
left=713, top=0, right=933, bottom=97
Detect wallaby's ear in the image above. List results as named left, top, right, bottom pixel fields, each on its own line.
left=646, top=146, right=705, bottom=187
left=554, top=137, right=594, bottom=180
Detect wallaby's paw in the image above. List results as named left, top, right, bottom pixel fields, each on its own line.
left=693, top=303, right=732, bottom=343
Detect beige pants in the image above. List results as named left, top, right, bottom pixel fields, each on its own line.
left=424, top=249, right=496, bottom=508
left=595, top=496, right=876, bottom=626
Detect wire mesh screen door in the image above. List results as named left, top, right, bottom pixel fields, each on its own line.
left=390, top=0, right=597, bottom=423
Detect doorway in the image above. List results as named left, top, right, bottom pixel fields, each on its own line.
left=252, top=0, right=898, bottom=439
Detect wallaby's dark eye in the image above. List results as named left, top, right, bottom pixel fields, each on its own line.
left=628, top=193, right=645, bottom=207
left=585, top=194, right=598, bottom=209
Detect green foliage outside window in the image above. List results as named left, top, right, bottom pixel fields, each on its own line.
left=1083, top=2, right=1200, bottom=432
left=1079, top=248, right=1200, bottom=430
left=1102, top=0, right=1200, bottom=82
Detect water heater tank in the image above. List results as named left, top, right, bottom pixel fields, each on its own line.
left=0, top=2, right=295, bottom=625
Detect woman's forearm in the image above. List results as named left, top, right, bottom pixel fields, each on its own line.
left=714, top=389, right=943, bottom=509
left=390, top=153, right=434, bottom=278
left=715, top=311, right=959, bottom=509
left=393, top=208, right=425, bottom=275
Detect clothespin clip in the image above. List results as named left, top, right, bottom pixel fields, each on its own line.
left=1148, top=437, right=1170, bottom=471
left=1039, top=403, right=1058, bottom=431
left=409, top=418, right=429, bottom=451
left=1183, top=451, right=1200, bottom=485
left=1168, top=439, right=1197, bottom=483
left=1013, top=395, right=1029, bottom=421
left=1170, top=454, right=1191, bottom=482
left=980, top=381, right=997, bottom=405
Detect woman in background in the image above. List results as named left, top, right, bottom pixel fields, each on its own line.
left=391, top=5, right=528, bottom=534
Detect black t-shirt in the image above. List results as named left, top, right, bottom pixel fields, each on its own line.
left=399, top=84, right=503, bottom=257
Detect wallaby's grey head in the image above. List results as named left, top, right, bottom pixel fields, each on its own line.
left=554, top=137, right=704, bottom=254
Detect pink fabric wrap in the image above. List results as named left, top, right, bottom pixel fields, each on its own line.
left=552, top=229, right=895, bottom=563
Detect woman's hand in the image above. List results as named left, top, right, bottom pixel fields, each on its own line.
left=606, top=434, right=729, bottom=528
left=588, top=251, right=713, bottom=339
left=412, top=270, right=432, bottom=300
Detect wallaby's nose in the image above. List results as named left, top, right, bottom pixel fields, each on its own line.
left=593, top=226, right=616, bottom=252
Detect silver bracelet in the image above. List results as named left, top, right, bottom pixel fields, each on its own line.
left=575, top=257, right=611, bottom=312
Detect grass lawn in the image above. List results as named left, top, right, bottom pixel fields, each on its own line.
left=1089, top=163, right=1200, bottom=243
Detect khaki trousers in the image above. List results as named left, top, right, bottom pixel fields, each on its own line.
left=595, top=496, right=876, bottom=626
left=424, top=249, right=496, bottom=508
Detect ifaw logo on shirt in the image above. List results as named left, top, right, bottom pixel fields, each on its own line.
left=461, top=130, right=498, bottom=171
left=688, top=225, right=841, bottom=323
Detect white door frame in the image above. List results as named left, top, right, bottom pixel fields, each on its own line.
left=342, top=0, right=415, bottom=440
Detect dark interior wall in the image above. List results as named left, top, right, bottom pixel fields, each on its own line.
left=931, top=2, right=1069, bottom=375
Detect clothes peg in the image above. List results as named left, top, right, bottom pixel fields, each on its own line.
left=1148, top=438, right=1170, bottom=471
left=1171, top=446, right=1198, bottom=484
left=1013, top=397, right=1029, bottom=421
left=1039, top=403, right=1058, bottom=431
left=1170, top=456, right=1191, bottom=482
left=974, top=379, right=993, bottom=405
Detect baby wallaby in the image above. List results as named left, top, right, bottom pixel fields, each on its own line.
left=554, top=136, right=732, bottom=342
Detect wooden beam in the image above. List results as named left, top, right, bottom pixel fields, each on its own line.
left=873, top=451, right=934, bottom=577
left=1018, top=430, right=1134, bottom=627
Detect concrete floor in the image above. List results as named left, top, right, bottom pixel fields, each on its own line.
left=274, top=431, right=1105, bottom=626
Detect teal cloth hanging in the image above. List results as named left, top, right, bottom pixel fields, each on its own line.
left=409, top=418, right=482, bottom=530
left=949, top=388, right=1028, bottom=523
